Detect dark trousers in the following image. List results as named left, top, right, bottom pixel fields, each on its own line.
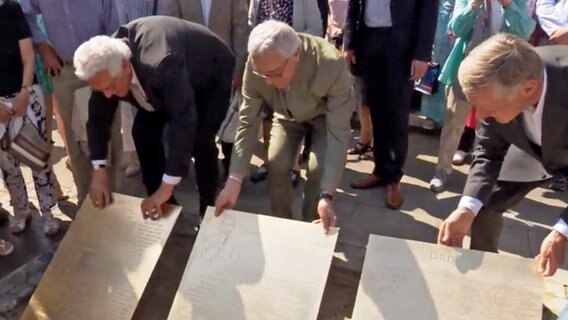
left=132, top=88, right=229, bottom=216
left=358, top=27, right=413, bottom=183
left=470, top=180, right=548, bottom=252
left=220, top=141, right=233, bottom=178
left=457, top=126, right=476, bottom=153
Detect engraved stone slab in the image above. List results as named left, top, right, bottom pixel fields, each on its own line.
left=167, top=208, right=338, bottom=320
left=352, top=235, right=544, bottom=320
left=22, top=194, right=181, bottom=320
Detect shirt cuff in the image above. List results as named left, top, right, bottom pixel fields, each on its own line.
left=553, top=219, right=568, bottom=239
left=458, top=195, right=484, bottom=216
left=162, top=174, right=182, bottom=185
left=92, top=160, right=107, bottom=169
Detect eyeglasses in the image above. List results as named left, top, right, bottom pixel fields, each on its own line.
left=252, top=58, right=290, bottom=79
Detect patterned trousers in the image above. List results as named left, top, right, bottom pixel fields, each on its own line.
left=0, top=85, right=55, bottom=215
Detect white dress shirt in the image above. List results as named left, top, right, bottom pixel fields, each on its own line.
left=364, top=0, right=392, bottom=28
left=92, top=67, right=182, bottom=185
left=201, top=0, right=212, bottom=26
left=458, top=70, right=568, bottom=237
left=536, top=0, right=568, bottom=35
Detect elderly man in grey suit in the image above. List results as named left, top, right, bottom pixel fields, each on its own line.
left=438, top=33, right=568, bottom=277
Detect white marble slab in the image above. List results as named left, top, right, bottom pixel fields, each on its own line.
left=168, top=207, right=338, bottom=320
left=352, top=235, right=544, bottom=320
left=22, top=193, right=181, bottom=320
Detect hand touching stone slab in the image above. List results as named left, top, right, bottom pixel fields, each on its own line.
left=167, top=207, right=338, bottom=320
left=22, top=193, right=181, bottom=320
left=352, top=235, right=544, bottom=320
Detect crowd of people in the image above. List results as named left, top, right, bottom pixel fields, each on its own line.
left=0, top=0, right=567, bottom=279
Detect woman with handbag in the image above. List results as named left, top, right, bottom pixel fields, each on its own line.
left=429, top=0, right=535, bottom=192
left=0, top=0, right=60, bottom=238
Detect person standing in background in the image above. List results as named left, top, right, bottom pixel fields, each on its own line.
left=345, top=0, right=438, bottom=210
left=428, top=0, right=535, bottom=193
left=535, top=0, right=568, bottom=191
left=0, top=0, right=62, bottom=237
left=114, top=0, right=158, bottom=178
left=160, top=0, right=250, bottom=184
left=417, top=0, right=456, bottom=129
left=536, top=0, right=568, bottom=45
left=14, top=3, right=69, bottom=202
left=20, top=0, right=122, bottom=205
left=325, top=0, right=373, bottom=160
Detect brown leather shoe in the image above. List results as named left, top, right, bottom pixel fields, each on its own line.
left=350, top=175, right=386, bottom=189
left=385, top=183, right=403, bottom=210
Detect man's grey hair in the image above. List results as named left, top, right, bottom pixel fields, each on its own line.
left=74, top=35, right=132, bottom=81
left=458, top=33, right=544, bottom=97
left=247, top=20, right=301, bottom=58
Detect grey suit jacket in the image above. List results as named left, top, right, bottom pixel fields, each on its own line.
left=463, top=45, right=568, bottom=220
left=160, top=0, right=249, bottom=75
left=87, top=16, right=235, bottom=177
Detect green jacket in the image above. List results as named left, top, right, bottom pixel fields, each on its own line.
left=439, top=0, right=535, bottom=86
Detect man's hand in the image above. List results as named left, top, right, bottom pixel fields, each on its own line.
left=214, top=178, right=242, bottom=216
left=89, top=169, right=112, bottom=209
left=313, top=198, right=338, bottom=234
left=343, top=50, right=356, bottom=66
left=549, top=28, right=568, bottom=45
left=141, top=183, right=174, bottom=220
left=38, top=43, right=63, bottom=77
left=12, top=90, right=30, bottom=117
left=437, top=207, right=476, bottom=247
left=232, top=71, right=243, bottom=90
left=410, top=60, right=429, bottom=81
left=537, top=230, right=566, bottom=276
left=0, top=103, right=14, bottom=123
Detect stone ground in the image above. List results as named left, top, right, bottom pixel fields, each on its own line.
left=1, top=127, right=568, bottom=319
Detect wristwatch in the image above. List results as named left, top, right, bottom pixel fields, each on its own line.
left=318, top=192, right=333, bottom=201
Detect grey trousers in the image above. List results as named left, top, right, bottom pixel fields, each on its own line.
left=267, top=115, right=327, bottom=222
left=52, top=65, right=123, bottom=203
left=0, top=85, right=55, bottom=215
left=436, top=85, right=473, bottom=174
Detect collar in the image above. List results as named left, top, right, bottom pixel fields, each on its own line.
left=130, top=63, right=142, bottom=87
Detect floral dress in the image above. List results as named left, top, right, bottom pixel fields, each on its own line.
left=257, top=0, right=294, bottom=26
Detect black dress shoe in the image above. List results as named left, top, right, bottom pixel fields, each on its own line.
left=250, top=165, right=268, bottom=183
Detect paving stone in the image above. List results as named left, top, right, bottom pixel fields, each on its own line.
left=27, top=272, right=43, bottom=286
left=4, top=271, right=25, bottom=288
left=0, top=297, right=17, bottom=313
left=9, top=283, right=34, bottom=300
left=0, top=284, right=11, bottom=297
left=24, top=260, right=47, bottom=276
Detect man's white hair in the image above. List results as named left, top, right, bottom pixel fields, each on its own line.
left=74, top=35, right=132, bottom=81
left=247, top=20, right=301, bottom=58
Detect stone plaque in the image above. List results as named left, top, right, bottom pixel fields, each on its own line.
left=22, top=193, right=181, bottom=320
left=352, top=235, right=544, bottom=320
left=167, top=208, right=338, bottom=320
